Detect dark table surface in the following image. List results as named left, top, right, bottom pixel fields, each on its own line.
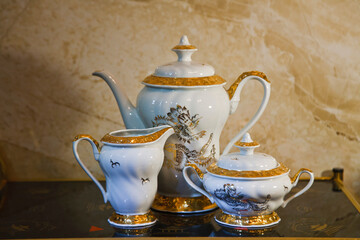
left=0, top=179, right=359, bottom=239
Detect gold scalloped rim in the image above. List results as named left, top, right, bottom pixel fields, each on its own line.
left=215, top=211, right=280, bottom=226
left=207, top=162, right=289, bottom=178
left=227, top=71, right=270, bottom=99
left=235, top=141, right=260, bottom=147
left=172, top=45, right=197, bottom=50
left=291, top=168, right=313, bottom=183
left=73, top=134, right=100, bottom=151
left=101, top=127, right=172, bottom=144
left=108, top=211, right=156, bottom=225
left=142, top=75, right=226, bottom=86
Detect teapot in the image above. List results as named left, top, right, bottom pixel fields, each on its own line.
left=93, top=36, right=271, bottom=213
left=72, top=125, right=174, bottom=228
left=183, top=133, right=314, bottom=228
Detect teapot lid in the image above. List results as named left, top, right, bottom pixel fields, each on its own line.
left=207, top=133, right=289, bottom=178
left=142, top=36, right=226, bottom=87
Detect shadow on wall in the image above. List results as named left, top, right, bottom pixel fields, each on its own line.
left=0, top=48, right=119, bottom=181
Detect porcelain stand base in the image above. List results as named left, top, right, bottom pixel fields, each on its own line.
left=151, top=194, right=218, bottom=213
left=108, top=211, right=157, bottom=228
left=215, top=211, right=281, bottom=229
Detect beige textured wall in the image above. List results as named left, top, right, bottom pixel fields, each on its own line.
left=0, top=0, right=359, bottom=200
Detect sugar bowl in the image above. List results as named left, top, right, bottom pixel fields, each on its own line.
left=183, top=133, right=314, bottom=228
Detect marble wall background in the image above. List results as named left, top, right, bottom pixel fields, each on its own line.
left=0, top=0, right=359, bottom=201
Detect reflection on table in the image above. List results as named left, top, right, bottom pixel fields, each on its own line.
left=0, top=179, right=359, bottom=238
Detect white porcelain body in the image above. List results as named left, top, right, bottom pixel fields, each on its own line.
left=98, top=143, right=164, bottom=214
left=72, top=126, right=174, bottom=215
left=203, top=173, right=292, bottom=216
left=217, top=152, right=278, bottom=171
left=92, top=35, right=271, bottom=200
left=137, top=85, right=229, bottom=197
left=93, top=71, right=271, bottom=200
left=183, top=166, right=314, bottom=217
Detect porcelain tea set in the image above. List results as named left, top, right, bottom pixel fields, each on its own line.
left=72, top=36, right=314, bottom=229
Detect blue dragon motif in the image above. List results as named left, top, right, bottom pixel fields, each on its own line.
left=214, top=184, right=270, bottom=212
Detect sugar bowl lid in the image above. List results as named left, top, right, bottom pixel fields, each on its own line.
left=142, top=35, right=226, bottom=87
left=207, top=133, right=289, bottom=178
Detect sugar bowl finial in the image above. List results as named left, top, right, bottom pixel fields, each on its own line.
left=235, top=132, right=260, bottom=155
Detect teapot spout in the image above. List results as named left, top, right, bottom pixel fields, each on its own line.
left=93, top=71, right=146, bottom=129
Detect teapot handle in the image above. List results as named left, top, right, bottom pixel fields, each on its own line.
left=223, top=71, right=271, bottom=155
left=281, top=168, right=314, bottom=208
left=72, top=135, right=107, bottom=203
left=183, top=166, right=215, bottom=203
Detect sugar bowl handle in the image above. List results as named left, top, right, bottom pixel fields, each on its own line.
left=183, top=166, right=215, bottom=203
left=282, top=168, right=314, bottom=208
left=72, top=135, right=107, bottom=203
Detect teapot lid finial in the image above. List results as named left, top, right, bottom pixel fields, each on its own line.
left=179, top=35, right=190, bottom=45
left=149, top=35, right=217, bottom=80
left=171, top=35, right=197, bottom=62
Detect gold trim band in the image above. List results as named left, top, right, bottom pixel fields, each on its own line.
left=235, top=141, right=259, bottom=147
left=227, top=71, right=270, bottom=99
left=101, top=127, right=172, bottom=144
left=73, top=134, right=100, bottom=151
left=215, top=210, right=280, bottom=227
left=207, top=162, right=289, bottom=178
left=151, top=194, right=217, bottom=213
left=142, top=75, right=226, bottom=86
left=172, top=45, right=197, bottom=50
left=108, top=211, right=157, bottom=226
left=290, top=168, right=313, bottom=183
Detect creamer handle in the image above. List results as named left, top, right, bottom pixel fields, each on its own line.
left=223, top=71, right=271, bottom=155
left=281, top=168, right=314, bottom=208
left=183, top=166, right=214, bottom=203
left=72, top=135, right=107, bottom=203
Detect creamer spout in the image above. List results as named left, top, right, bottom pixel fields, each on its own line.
left=154, top=125, right=175, bottom=147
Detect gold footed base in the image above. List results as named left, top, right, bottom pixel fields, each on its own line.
left=215, top=211, right=281, bottom=229
left=108, top=211, right=157, bottom=228
left=151, top=194, right=218, bottom=213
